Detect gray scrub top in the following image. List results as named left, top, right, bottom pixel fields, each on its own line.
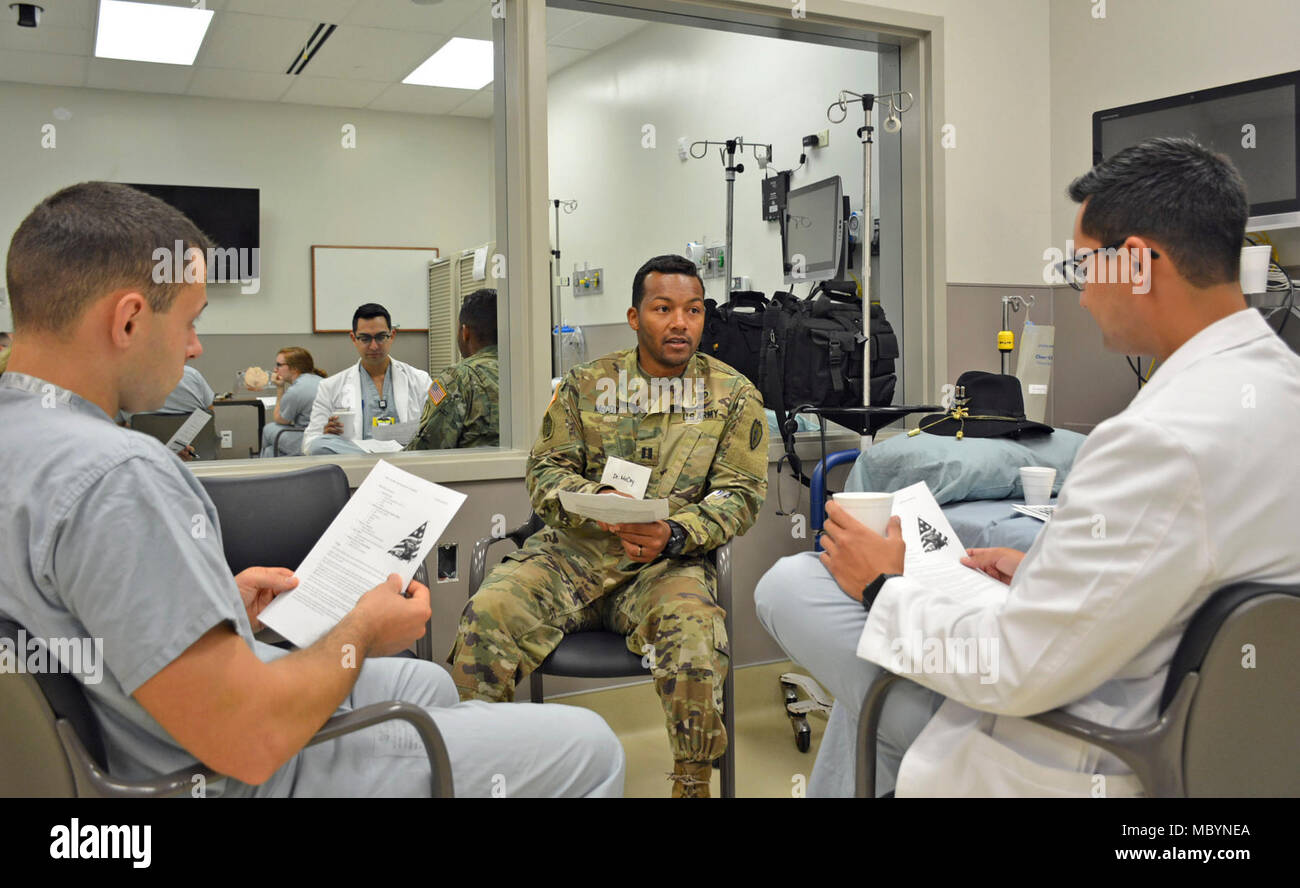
left=0, top=372, right=298, bottom=796
left=359, top=364, right=398, bottom=439
left=279, top=373, right=321, bottom=428
left=118, top=364, right=215, bottom=424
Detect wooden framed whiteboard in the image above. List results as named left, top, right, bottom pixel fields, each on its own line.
left=311, top=245, right=440, bottom=333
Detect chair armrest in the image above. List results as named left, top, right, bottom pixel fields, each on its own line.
left=58, top=720, right=220, bottom=799
left=307, top=701, right=454, bottom=798
left=855, top=670, right=912, bottom=798
left=469, top=516, right=542, bottom=597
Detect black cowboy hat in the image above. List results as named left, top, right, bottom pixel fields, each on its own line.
left=913, top=371, right=1053, bottom=439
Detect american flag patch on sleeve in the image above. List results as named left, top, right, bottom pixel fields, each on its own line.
left=429, top=380, right=448, bottom=406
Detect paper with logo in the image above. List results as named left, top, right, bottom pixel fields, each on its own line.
left=600, top=456, right=652, bottom=499
left=558, top=490, right=669, bottom=524
left=259, top=459, right=466, bottom=648
left=855, top=482, right=1008, bottom=659
left=164, top=408, right=211, bottom=453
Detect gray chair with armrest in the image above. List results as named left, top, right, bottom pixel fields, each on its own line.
left=129, top=409, right=220, bottom=461
left=196, top=464, right=433, bottom=659
left=0, top=617, right=453, bottom=797
left=469, top=512, right=738, bottom=798
left=855, top=581, right=1300, bottom=797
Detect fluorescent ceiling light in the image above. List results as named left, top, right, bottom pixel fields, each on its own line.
left=95, top=0, right=214, bottom=66
left=403, top=38, right=493, bottom=90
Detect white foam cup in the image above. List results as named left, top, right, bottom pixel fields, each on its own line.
left=334, top=410, right=358, bottom=440
left=831, top=492, right=894, bottom=535
left=1020, top=466, right=1057, bottom=506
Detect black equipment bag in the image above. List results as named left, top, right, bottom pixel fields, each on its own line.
left=757, top=285, right=899, bottom=479
left=700, top=290, right=768, bottom=387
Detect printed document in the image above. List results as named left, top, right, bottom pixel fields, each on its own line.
left=165, top=409, right=211, bottom=453
left=260, top=459, right=466, bottom=648
left=558, top=490, right=669, bottom=524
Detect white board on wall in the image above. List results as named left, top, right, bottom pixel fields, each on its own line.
left=311, top=245, right=439, bottom=333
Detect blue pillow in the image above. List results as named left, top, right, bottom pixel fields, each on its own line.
left=844, top=429, right=1087, bottom=504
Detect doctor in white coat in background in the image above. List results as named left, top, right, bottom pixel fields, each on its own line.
left=757, top=136, right=1300, bottom=796
left=303, top=302, right=431, bottom=455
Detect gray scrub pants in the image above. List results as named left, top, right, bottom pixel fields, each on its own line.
left=251, top=651, right=625, bottom=798
left=307, top=434, right=368, bottom=456
left=754, top=552, right=944, bottom=797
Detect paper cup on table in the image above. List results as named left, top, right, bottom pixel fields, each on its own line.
left=831, top=492, right=894, bottom=535
left=1240, top=245, right=1272, bottom=295
left=1020, top=466, right=1057, bottom=506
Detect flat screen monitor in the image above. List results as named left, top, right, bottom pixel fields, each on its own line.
left=1092, top=70, right=1300, bottom=230
left=783, top=175, right=843, bottom=285
left=123, top=183, right=260, bottom=281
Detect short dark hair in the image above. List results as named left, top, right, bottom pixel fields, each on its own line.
left=6, top=182, right=211, bottom=334
left=459, top=288, right=497, bottom=343
left=352, top=303, right=391, bottom=332
left=632, top=254, right=705, bottom=309
left=1067, top=137, right=1248, bottom=288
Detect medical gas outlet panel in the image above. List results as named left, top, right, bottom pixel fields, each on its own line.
left=572, top=263, right=603, bottom=296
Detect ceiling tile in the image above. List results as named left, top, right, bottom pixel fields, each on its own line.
left=545, top=8, right=588, bottom=40
left=0, top=49, right=87, bottom=87
left=303, top=24, right=444, bottom=82
left=86, top=56, right=194, bottom=93
left=549, top=15, right=646, bottom=52
left=196, top=11, right=319, bottom=74
left=343, top=0, right=480, bottom=33
left=224, top=0, right=359, bottom=21
left=452, top=5, right=493, bottom=41
left=187, top=66, right=293, bottom=102
left=279, top=74, right=386, bottom=107
left=0, top=23, right=92, bottom=55
left=448, top=88, right=492, bottom=119
left=31, top=0, right=97, bottom=29
left=367, top=82, right=476, bottom=115
left=546, top=45, right=586, bottom=76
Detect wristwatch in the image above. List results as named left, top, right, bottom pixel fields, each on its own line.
left=860, top=573, right=902, bottom=611
left=664, top=520, right=688, bottom=557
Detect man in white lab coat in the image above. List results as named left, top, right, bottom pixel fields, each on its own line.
left=302, top=303, right=431, bottom=455
left=757, top=136, right=1300, bottom=796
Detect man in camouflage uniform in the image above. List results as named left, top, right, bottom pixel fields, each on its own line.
left=405, top=288, right=499, bottom=451
left=450, top=255, right=768, bottom=796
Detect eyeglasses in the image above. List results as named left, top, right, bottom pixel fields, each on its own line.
left=1055, top=241, right=1160, bottom=292
left=354, top=333, right=393, bottom=345
left=274, top=361, right=289, bottom=368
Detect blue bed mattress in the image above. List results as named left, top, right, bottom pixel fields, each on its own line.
left=940, top=498, right=1055, bottom=552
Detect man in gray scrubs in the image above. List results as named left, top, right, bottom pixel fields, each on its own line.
left=0, top=182, right=624, bottom=797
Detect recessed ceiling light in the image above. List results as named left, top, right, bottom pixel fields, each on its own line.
left=403, top=38, right=493, bottom=90
left=94, top=0, right=214, bottom=66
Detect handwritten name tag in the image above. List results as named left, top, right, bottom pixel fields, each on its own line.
left=600, top=456, right=651, bottom=499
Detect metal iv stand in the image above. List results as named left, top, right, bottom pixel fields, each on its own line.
left=549, top=198, right=577, bottom=378
left=688, top=137, right=772, bottom=302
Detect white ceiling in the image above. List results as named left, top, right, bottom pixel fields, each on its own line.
left=0, top=0, right=648, bottom=117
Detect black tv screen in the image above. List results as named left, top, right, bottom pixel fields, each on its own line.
left=124, top=183, right=260, bottom=281
left=1093, top=70, right=1300, bottom=230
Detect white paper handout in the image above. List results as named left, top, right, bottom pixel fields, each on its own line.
left=356, top=439, right=404, bottom=454
left=165, top=408, right=211, bottom=453
left=599, top=456, right=652, bottom=499
left=875, top=481, right=1009, bottom=610
left=558, top=490, right=669, bottom=524
left=259, top=459, right=466, bottom=648
left=370, top=420, right=419, bottom=445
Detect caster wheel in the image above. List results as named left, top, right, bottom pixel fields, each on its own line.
left=795, top=723, right=811, bottom=753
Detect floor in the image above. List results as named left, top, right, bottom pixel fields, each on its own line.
left=550, top=660, right=831, bottom=798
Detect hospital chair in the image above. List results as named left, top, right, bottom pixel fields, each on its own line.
left=468, top=513, right=738, bottom=798
left=197, top=464, right=434, bottom=660
left=854, top=581, right=1300, bottom=797
left=0, top=617, right=454, bottom=797
left=129, top=409, right=220, bottom=461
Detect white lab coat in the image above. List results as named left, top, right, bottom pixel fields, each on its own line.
left=301, top=358, right=432, bottom=455
left=858, top=308, right=1300, bottom=796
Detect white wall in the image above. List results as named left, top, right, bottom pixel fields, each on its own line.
left=548, top=23, right=879, bottom=327
left=1049, top=0, right=1300, bottom=263
left=0, top=82, right=494, bottom=335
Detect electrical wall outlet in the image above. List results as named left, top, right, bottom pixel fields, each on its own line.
left=815, top=129, right=830, bottom=148
left=437, top=543, right=458, bottom=582
left=219, top=429, right=233, bottom=448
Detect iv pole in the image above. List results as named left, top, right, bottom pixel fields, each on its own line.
left=549, top=198, right=576, bottom=378
left=689, top=137, right=772, bottom=302
left=827, top=89, right=911, bottom=443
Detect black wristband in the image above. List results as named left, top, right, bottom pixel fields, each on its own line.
left=861, top=573, right=901, bottom=611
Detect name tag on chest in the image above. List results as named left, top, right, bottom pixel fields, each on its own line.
left=600, top=456, right=652, bottom=499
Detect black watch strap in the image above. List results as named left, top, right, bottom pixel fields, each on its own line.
left=861, top=573, right=902, bottom=611
left=664, top=520, right=687, bottom=556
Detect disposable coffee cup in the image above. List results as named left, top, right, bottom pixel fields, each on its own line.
left=334, top=410, right=358, bottom=440
left=1020, top=466, right=1056, bottom=506
left=831, top=492, right=894, bottom=535
left=1240, top=245, right=1271, bottom=295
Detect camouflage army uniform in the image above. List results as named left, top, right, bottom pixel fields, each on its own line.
left=404, top=345, right=499, bottom=451
left=450, top=346, right=769, bottom=764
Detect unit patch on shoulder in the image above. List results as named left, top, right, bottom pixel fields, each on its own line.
left=428, top=380, right=448, bottom=407
left=749, top=418, right=763, bottom=450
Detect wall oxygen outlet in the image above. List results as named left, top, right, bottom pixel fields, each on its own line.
left=220, top=430, right=233, bottom=448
